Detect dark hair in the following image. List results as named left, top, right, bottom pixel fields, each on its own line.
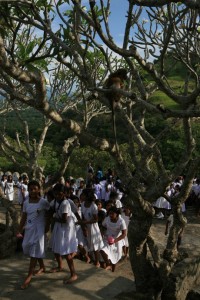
left=47, top=189, right=54, bottom=199
left=1, top=174, right=7, bottom=181
left=82, top=188, right=95, bottom=202
left=53, top=183, right=65, bottom=193
left=7, top=175, right=13, bottom=182
left=106, top=200, right=114, bottom=206
left=98, top=209, right=106, bottom=220
left=70, top=195, right=79, bottom=202
left=95, top=199, right=103, bottom=205
left=108, top=206, right=120, bottom=216
left=28, top=180, right=40, bottom=190
left=109, top=191, right=119, bottom=201
left=64, top=186, right=71, bottom=196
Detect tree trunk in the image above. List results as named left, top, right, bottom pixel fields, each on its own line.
left=128, top=212, right=163, bottom=299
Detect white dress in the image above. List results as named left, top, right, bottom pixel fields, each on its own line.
left=153, top=196, right=171, bottom=210
left=22, top=197, right=50, bottom=258
left=50, top=199, right=78, bottom=255
left=93, top=183, right=102, bottom=200
left=104, top=184, right=112, bottom=201
left=5, top=181, right=14, bottom=201
left=81, top=202, right=104, bottom=251
left=101, top=216, right=126, bottom=264
left=74, top=206, right=88, bottom=248
left=121, top=213, right=130, bottom=247
left=100, top=180, right=107, bottom=200
left=18, top=183, right=29, bottom=205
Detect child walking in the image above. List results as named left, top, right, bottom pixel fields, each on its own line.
left=100, top=206, right=127, bottom=272
left=77, top=189, right=104, bottom=267
left=49, top=183, right=78, bottom=284
left=121, top=206, right=132, bottom=258
left=17, top=180, right=50, bottom=289
left=4, top=174, right=14, bottom=201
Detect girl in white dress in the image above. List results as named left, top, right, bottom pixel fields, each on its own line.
left=18, top=176, right=29, bottom=207
left=100, top=206, right=127, bottom=272
left=77, top=189, right=104, bottom=267
left=121, top=206, right=132, bottom=258
left=1, top=174, right=7, bottom=193
left=18, top=180, right=50, bottom=289
left=49, top=183, right=78, bottom=284
left=4, top=175, right=14, bottom=201
left=93, top=178, right=102, bottom=200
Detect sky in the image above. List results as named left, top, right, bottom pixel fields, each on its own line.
left=53, top=0, right=150, bottom=54
left=53, top=0, right=131, bottom=47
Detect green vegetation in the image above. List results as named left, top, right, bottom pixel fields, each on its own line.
left=0, top=56, right=200, bottom=177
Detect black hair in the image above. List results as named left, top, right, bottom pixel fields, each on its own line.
left=70, top=195, right=79, bottom=202
left=81, top=188, right=95, bottom=202
left=64, top=186, right=71, bottom=195
left=106, top=200, right=114, bottom=206
left=109, top=191, right=119, bottom=200
left=108, top=206, right=120, bottom=216
left=53, top=183, right=65, bottom=193
left=28, top=180, right=40, bottom=190
left=98, top=209, right=106, bottom=220
left=95, top=199, right=103, bottom=205
left=47, top=189, right=54, bottom=198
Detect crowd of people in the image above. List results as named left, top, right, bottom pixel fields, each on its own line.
left=2, top=166, right=131, bottom=290
left=0, top=167, right=200, bottom=290
left=153, top=175, right=200, bottom=219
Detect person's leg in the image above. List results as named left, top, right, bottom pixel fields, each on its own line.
left=78, top=245, right=91, bottom=263
left=111, top=263, right=116, bottom=272
left=100, top=250, right=112, bottom=270
left=50, top=253, right=63, bottom=272
left=34, top=258, right=45, bottom=275
left=21, top=257, right=37, bottom=289
left=63, top=254, right=78, bottom=284
left=94, top=250, right=100, bottom=267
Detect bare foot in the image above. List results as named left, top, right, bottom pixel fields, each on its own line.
left=72, top=252, right=77, bottom=258
left=49, top=267, right=64, bottom=273
left=95, top=262, right=100, bottom=268
left=85, top=256, right=91, bottom=264
left=34, top=267, right=46, bottom=275
left=21, top=277, right=31, bottom=290
left=104, top=265, right=112, bottom=271
left=63, top=274, right=78, bottom=284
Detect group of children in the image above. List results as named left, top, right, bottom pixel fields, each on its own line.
left=17, top=180, right=132, bottom=290
left=14, top=172, right=192, bottom=289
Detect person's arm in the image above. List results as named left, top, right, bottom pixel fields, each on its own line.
left=4, top=183, right=6, bottom=195
left=114, top=229, right=127, bottom=243
left=78, top=213, right=98, bottom=225
left=45, top=209, right=54, bottom=232
left=53, top=212, right=68, bottom=223
left=18, top=212, right=27, bottom=234
left=75, top=211, right=81, bottom=221
left=21, top=186, right=26, bottom=203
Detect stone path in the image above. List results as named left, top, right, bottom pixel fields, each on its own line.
left=1, top=206, right=200, bottom=300
left=0, top=251, right=134, bottom=300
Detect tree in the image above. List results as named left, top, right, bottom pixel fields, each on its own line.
left=0, top=1, right=200, bottom=298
